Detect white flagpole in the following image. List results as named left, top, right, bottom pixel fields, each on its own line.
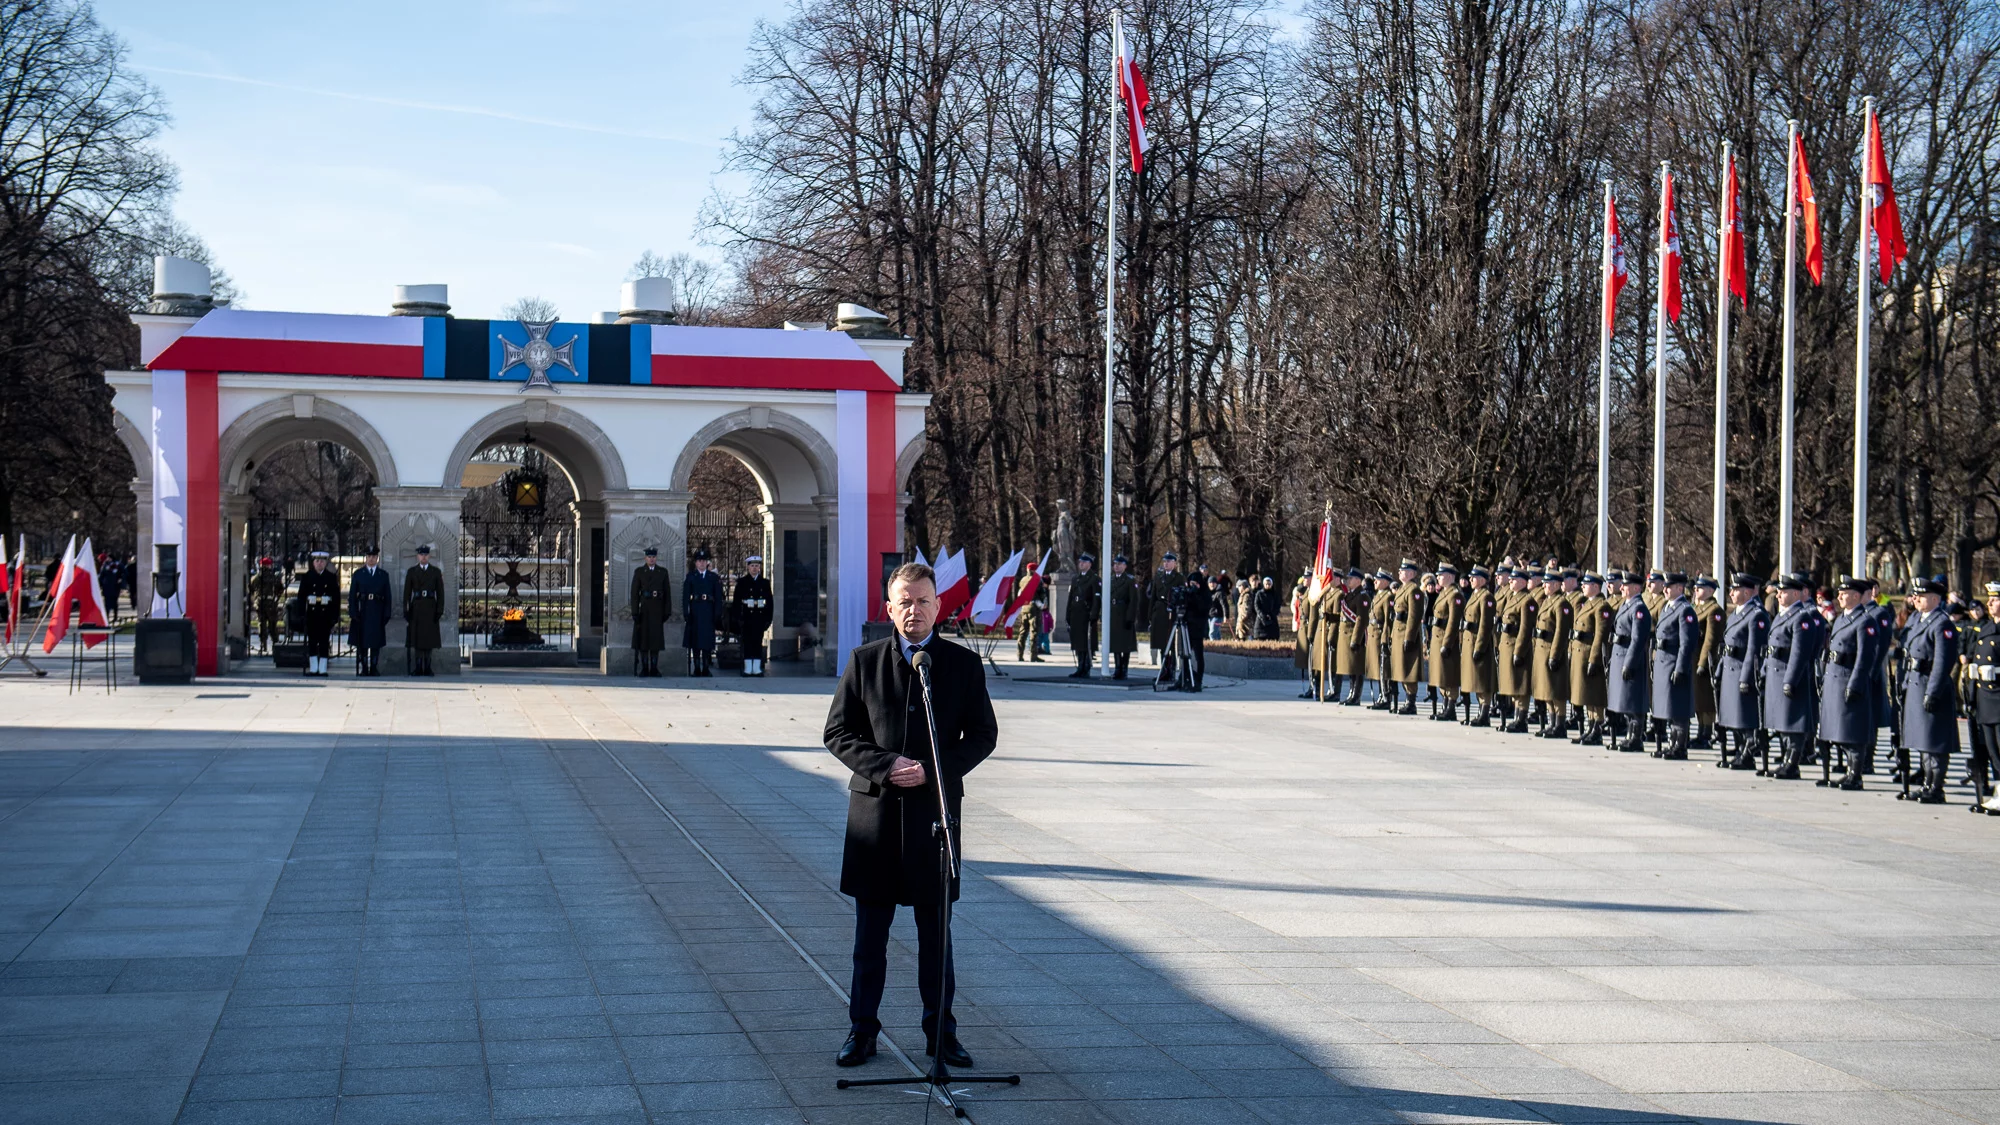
left=1098, top=10, right=1121, bottom=677
left=1712, top=143, right=1731, bottom=581
left=1779, top=120, right=1799, bottom=576
left=1598, top=180, right=1613, bottom=576
left=1852, top=97, right=1874, bottom=578
left=1652, top=161, right=1670, bottom=571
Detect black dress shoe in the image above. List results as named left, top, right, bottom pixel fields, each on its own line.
left=836, top=1029, right=877, bottom=1067
left=927, top=1035, right=973, bottom=1068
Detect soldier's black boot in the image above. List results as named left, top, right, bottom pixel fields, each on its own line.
left=1838, top=749, right=1865, bottom=790
left=1772, top=736, right=1803, bottom=780
left=1396, top=687, right=1417, bottom=716
left=1342, top=680, right=1361, bottom=705
left=1503, top=702, right=1529, bottom=734
left=1113, top=653, right=1129, bottom=680
left=1369, top=683, right=1393, bottom=710
left=1468, top=697, right=1490, bottom=727
left=1579, top=716, right=1605, bottom=746
left=1661, top=722, right=1689, bottom=760
left=1917, top=753, right=1948, bottom=803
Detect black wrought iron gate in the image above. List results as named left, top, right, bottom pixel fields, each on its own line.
left=458, top=518, right=577, bottom=651
left=243, top=516, right=373, bottom=657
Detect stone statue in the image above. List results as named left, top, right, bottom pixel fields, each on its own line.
left=1054, top=499, right=1077, bottom=579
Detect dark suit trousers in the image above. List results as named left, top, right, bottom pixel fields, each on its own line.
left=849, top=900, right=954, bottom=1038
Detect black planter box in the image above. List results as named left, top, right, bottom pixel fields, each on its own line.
left=133, top=619, right=197, bottom=684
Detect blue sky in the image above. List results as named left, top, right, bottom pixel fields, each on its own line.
left=96, top=0, right=795, bottom=320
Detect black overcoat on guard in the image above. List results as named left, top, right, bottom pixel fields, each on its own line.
left=825, top=635, right=998, bottom=906
left=1716, top=602, right=1769, bottom=730
left=1817, top=606, right=1879, bottom=746
left=347, top=565, right=392, bottom=650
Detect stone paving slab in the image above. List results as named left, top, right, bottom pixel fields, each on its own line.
left=1, top=660, right=1997, bottom=1123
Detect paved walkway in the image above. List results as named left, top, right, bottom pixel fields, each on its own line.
left=2, top=659, right=1997, bottom=1124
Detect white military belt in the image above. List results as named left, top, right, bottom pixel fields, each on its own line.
left=743, top=598, right=767, bottom=608
left=1976, top=663, right=2000, bottom=683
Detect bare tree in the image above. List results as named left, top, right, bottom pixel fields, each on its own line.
left=501, top=295, right=560, bottom=322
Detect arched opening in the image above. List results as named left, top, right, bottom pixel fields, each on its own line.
left=457, top=434, right=583, bottom=664
left=238, top=438, right=381, bottom=662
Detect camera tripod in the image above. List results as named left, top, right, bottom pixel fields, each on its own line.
left=1154, top=612, right=1199, bottom=692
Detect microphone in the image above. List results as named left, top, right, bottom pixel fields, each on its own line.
left=909, top=647, right=933, bottom=687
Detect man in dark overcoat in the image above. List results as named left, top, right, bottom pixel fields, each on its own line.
left=629, top=547, right=671, bottom=676
left=1899, top=578, right=1960, bottom=803
left=1147, top=552, right=1187, bottom=664
left=824, top=563, right=997, bottom=1071
left=1065, top=552, right=1100, bottom=678
left=403, top=545, right=445, bottom=676
left=1963, top=583, right=2000, bottom=805
left=731, top=554, right=775, bottom=676
left=347, top=547, right=392, bottom=676
left=1820, top=577, right=1881, bottom=788
left=1608, top=571, right=1653, bottom=753
left=1762, top=573, right=1825, bottom=779
left=1107, top=555, right=1140, bottom=678
left=682, top=548, right=723, bottom=677
left=1715, top=573, right=1771, bottom=770
left=1649, top=573, right=1700, bottom=759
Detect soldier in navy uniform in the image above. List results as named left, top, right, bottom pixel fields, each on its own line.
left=1649, top=573, right=1700, bottom=759
left=1761, top=573, right=1825, bottom=779
left=1065, top=553, right=1100, bottom=679
left=1963, top=582, right=2000, bottom=806
left=1898, top=577, right=1960, bottom=804
left=1715, top=573, right=1771, bottom=770
left=1819, top=576, right=1882, bottom=789
left=732, top=555, right=775, bottom=676
left=1862, top=576, right=1896, bottom=775
left=683, top=547, right=724, bottom=677
left=299, top=550, right=341, bottom=677
left=347, top=546, right=392, bottom=676
left=1607, top=570, right=1653, bottom=753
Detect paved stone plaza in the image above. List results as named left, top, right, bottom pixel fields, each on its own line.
left=3, top=660, right=1998, bottom=1125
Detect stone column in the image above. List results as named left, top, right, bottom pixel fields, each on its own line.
left=131, top=478, right=153, bottom=618
left=375, top=486, right=467, bottom=674
left=601, top=489, right=690, bottom=675
left=223, top=492, right=252, bottom=661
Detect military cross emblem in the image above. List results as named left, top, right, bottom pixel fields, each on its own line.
left=498, top=319, right=577, bottom=393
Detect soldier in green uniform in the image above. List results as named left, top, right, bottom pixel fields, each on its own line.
left=402, top=544, right=445, bottom=676
left=251, top=556, right=286, bottom=655
left=1107, top=554, right=1140, bottom=679
left=1336, top=568, right=1369, bottom=705
left=1387, top=560, right=1423, bottom=715
left=1366, top=568, right=1395, bottom=709
left=1459, top=566, right=1497, bottom=725
left=1498, top=567, right=1538, bottom=733
left=1532, top=567, right=1576, bottom=739
left=1690, top=575, right=1724, bottom=750
left=1427, top=563, right=1463, bottom=720
left=1314, top=575, right=1345, bottom=702
left=1568, top=572, right=1613, bottom=744
left=1066, top=552, right=1101, bottom=679
left=1148, top=552, right=1188, bottom=666
left=1014, top=589, right=1046, bottom=663
left=1644, top=569, right=1667, bottom=617
left=629, top=546, right=672, bottom=677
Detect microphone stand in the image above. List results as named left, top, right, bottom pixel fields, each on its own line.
left=838, top=650, right=1020, bottom=1117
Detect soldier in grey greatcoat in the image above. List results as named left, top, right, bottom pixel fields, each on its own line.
left=1715, top=573, right=1770, bottom=770
left=1607, top=571, right=1653, bottom=754
left=629, top=547, right=672, bottom=677
left=1898, top=578, right=1961, bottom=804
left=1649, top=573, right=1700, bottom=759
left=1819, top=576, right=1882, bottom=790
left=1761, top=573, right=1825, bottom=780
left=402, top=545, right=445, bottom=676
left=1861, top=576, right=1896, bottom=775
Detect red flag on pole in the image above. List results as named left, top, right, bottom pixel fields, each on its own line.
left=1115, top=15, right=1150, bottom=173
left=43, top=536, right=108, bottom=653
left=1793, top=132, right=1824, bottom=286
left=1604, top=196, right=1630, bottom=330
left=1661, top=171, right=1683, bottom=323
left=1864, top=107, right=1907, bottom=281
left=1722, top=152, right=1747, bottom=305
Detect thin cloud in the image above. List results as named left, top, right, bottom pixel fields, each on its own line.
left=138, top=65, right=711, bottom=146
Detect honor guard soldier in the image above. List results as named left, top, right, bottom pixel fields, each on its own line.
left=1065, top=553, right=1101, bottom=678
left=684, top=548, right=724, bottom=677
left=1643, top=569, right=1667, bottom=616
left=1107, top=554, right=1140, bottom=679
left=1148, top=552, right=1187, bottom=666
left=1715, top=573, right=1771, bottom=770
left=1898, top=577, right=1960, bottom=804
left=1427, top=563, right=1463, bottom=720
left=1366, top=568, right=1395, bottom=708
left=403, top=545, right=445, bottom=675
left=1568, top=572, right=1612, bottom=745
left=1819, top=576, right=1882, bottom=789
left=1459, top=566, right=1497, bottom=725
left=1337, top=568, right=1370, bottom=705
left=1497, top=568, right=1536, bottom=732
left=1531, top=568, right=1574, bottom=738
left=251, top=557, right=285, bottom=655
left=1389, top=559, right=1424, bottom=714
left=1762, top=572, right=1825, bottom=779
left=1690, top=576, right=1724, bottom=749
left=629, top=547, right=671, bottom=676
left=732, top=555, right=775, bottom=676
left=347, top=546, right=392, bottom=676
left=1964, top=583, right=2000, bottom=808
left=299, top=550, right=340, bottom=677
left=1311, top=573, right=1341, bottom=701
left=1608, top=570, right=1653, bottom=752
left=1649, top=573, right=1700, bottom=759
left=1862, top=576, right=1895, bottom=775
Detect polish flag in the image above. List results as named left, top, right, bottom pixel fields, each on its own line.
left=934, top=549, right=971, bottom=620
left=43, top=536, right=108, bottom=653
left=969, top=549, right=1026, bottom=629
left=1864, top=106, right=1908, bottom=281
left=1115, top=13, right=1150, bottom=173
left=0, top=536, right=15, bottom=645
left=912, top=546, right=929, bottom=568
left=1722, top=152, right=1747, bottom=306
left=1793, top=132, right=1823, bottom=286
left=1308, top=520, right=1334, bottom=599
left=1604, top=195, right=1630, bottom=331
left=1660, top=170, right=1683, bottom=323
left=6, top=537, right=23, bottom=646
left=1002, top=549, right=1053, bottom=627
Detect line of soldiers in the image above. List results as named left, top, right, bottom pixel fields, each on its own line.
left=1061, top=550, right=1210, bottom=685
left=1301, top=560, right=2000, bottom=808
left=627, top=547, right=776, bottom=677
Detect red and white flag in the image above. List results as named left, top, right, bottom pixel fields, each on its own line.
left=934, top=549, right=971, bottom=620
left=43, top=536, right=108, bottom=653
left=1604, top=195, right=1630, bottom=330
left=1660, top=171, right=1683, bottom=323
left=1002, top=549, right=1052, bottom=627
left=969, top=549, right=1026, bottom=629
left=1864, top=106, right=1908, bottom=281
left=1793, top=132, right=1824, bottom=286
left=0, top=536, right=14, bottom=646
left=1308, top=520, right=1334, bottom=599
left=1115, top=13, right=1150, bottom=173
left=1722, top=152, right=1747, bottom=306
